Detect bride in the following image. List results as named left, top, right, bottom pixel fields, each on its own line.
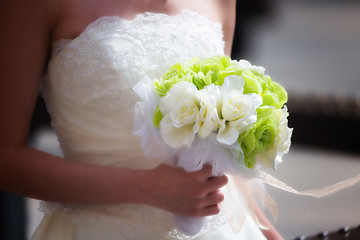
left=0, top=0, right=282, bottom=239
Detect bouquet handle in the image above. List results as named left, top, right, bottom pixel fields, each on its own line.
left=169, top=137, right=233, bottom=235
left=173, top=214, right=210, bottom=236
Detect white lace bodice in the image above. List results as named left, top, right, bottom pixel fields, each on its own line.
left=43, top=10, right=224, bottom=168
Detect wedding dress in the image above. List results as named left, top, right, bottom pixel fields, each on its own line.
left=31, top=10, right=266, bottom=240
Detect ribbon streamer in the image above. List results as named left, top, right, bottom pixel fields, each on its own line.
left=228, top=172, right=360, bottom=233
left=258, top=171, right=360, bottom=198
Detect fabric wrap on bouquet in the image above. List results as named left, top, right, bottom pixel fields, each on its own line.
left=133, top=76, right=251, bottom=235
left=133, top=75, right=360, bottom=236
left=166, top=135, right=252, bottom=236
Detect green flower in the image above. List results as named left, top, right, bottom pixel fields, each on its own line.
left=238, top=107, right=278, bottom=168
left=153, top=63, right=192, bottom=97
left=238, top=106, right=292, bottom=169
left=154, top=56, right=233, bottom=97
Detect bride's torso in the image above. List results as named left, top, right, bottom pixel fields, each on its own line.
left=45, top=0, right=228, bottom=168
left=44, top=10, right=225, bottom=168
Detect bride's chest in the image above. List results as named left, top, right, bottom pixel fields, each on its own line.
left=46, top=11, right=224, bottom=105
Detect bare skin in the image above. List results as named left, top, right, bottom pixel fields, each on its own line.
left=0, top=0, right=282, bottom=238
left=51, top=0, right=235, bottom=55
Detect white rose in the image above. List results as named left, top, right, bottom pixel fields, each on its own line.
left=217, top=75, right=262, bottom=145
left=159, top=82, right=219, bottom=148
left=229, top=59, right=266, bottom=74
left=197, top=86, right=221, bottom=139
left=203, top=84, right=222, bottom=114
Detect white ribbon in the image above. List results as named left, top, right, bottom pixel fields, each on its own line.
left=259, top=171, right=360, bottom=198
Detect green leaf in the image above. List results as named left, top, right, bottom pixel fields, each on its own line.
left=152, top=105, right=164, bottom=127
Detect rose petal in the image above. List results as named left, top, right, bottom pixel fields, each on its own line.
left=159, top=115, right=196, bottom=148
left=217, top=121, right=240, bottom=145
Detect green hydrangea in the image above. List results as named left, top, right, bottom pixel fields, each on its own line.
left=238, top=107, right=280, bottom=169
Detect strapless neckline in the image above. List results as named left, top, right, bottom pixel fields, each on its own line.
left=52, top=9, right=221, bottom=56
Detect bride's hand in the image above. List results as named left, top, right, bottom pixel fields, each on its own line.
left=140, top=164, right=228, bottom=217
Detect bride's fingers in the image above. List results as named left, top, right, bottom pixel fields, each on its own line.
left=196, top=164, right=213, bottom=180
left=201, top=204, right=221, bottom=216
left=204, top=190, right=225, bottom=207
left=206, top=175, right=228, bottom=191
left=194, top=165, right=228, bottom=187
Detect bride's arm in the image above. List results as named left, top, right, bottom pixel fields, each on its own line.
left=251, top=198, right=285, bottom=240
left=218, top=0, right=237, bottom=56
left=0, top=0, right=227, bottom=218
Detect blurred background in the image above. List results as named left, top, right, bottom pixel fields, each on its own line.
left=1, top=0, right=360, bottom=239
left=231, top=0, right=360, bottom=239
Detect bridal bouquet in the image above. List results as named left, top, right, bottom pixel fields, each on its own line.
left=133, top=55, right=292, bottom=235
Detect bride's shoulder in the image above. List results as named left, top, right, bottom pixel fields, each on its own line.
left=0, top=0, right=59, bottom=48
